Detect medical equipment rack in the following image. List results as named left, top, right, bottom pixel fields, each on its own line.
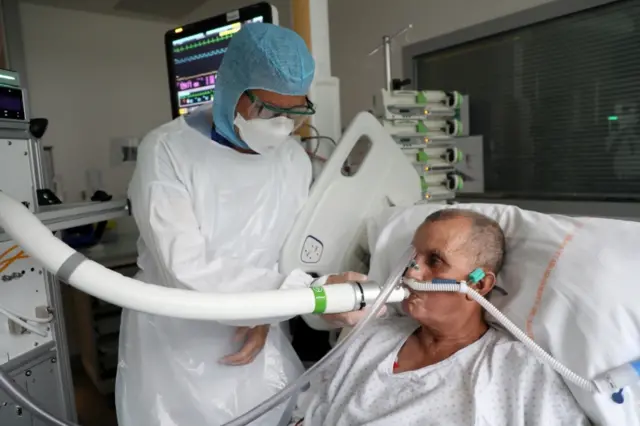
left=370, top=28, right=476, bottom=203
left=0, top=68, right=129, bottom=425
left=378, top=88, right=471, bottom=203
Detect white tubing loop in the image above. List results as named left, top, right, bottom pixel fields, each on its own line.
left=403, top=279, right=598, bottom=393
left=0, top=191, right=389, bottom=322
left=0, top=190, right=417, bottom=426
left=0, top=304, right=53, bottom=324
left=0, top=306, right=48, bottom=337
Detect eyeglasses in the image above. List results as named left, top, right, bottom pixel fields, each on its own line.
left=245, top=91, right=316, bottom=130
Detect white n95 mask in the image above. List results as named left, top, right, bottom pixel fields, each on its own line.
left=234, top=114, right=294, bottom=155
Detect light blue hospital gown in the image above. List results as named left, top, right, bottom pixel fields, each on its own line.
left=296, top=317, right=590, bottom=426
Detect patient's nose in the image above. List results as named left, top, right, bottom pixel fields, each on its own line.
left=405, top=258, right=431, bottom=281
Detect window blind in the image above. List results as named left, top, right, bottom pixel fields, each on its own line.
left=414, top=0, right=640, bottom=199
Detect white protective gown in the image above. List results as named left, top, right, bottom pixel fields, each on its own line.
left=116, top=110, right=313, bottom=426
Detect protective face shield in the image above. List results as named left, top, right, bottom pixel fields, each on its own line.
left=234, top=114, right=295, bottom=155
left=244, top=90, right=315, bottom=132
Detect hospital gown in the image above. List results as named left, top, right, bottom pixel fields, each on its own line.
left=295, top=317, right=590, bottom=426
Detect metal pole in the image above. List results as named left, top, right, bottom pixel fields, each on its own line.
left=368, top=25, right=412, bottom=92
left=383, top=36, right=392, bottom=92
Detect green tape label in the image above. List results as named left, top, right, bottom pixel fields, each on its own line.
left=312, top=286, right=327, bottom=314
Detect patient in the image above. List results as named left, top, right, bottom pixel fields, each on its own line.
left=293, top=209, right=590, bottom=425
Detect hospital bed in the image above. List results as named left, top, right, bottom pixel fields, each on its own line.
left=278, top=112, right=640, bottom=425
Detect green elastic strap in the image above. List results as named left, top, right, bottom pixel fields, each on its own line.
left=312, top=286, right=327, bottom=314
left=416, top=150, right=429, bottom=163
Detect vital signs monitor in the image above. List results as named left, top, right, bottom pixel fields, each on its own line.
left=164, top=2, right=278, bottom=118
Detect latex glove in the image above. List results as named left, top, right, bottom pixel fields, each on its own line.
left=321, top=272, right=388, bottom=327
left=220, top=325, right=270, bottom=365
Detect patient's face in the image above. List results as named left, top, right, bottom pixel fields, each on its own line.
left=402, top=217, right=477, bottom=323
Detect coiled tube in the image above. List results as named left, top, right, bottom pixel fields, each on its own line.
left=403, top=278, right=598, bottom=393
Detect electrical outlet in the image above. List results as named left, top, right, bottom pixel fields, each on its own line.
left=301, top=236, right=323, bottom=264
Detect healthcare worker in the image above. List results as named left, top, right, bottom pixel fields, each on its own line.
left=116, top=23, right=316, bottom=426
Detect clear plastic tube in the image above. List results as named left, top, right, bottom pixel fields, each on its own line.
left=222, top=247, right=416, bottom=426
left=0, top=306, right=48, bottom=337
left=0, top=303, right=53, bottom=324
left=403, top=279, right=599, bottom=393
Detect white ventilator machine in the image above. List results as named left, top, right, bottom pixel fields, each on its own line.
left=0, top=68, right=129, bottom=424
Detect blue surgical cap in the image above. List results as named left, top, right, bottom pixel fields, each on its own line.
left=213, top=22, right=316, bottom=148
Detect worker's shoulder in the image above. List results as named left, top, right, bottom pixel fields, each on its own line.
left=285, top=137, right=312, bottom=164
left=138, top=119, right=182, bottom=149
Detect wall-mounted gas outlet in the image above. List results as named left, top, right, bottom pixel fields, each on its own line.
left=301, top=236, right=323, bottom=264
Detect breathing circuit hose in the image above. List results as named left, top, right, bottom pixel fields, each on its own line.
left=221, top=248, right=416, bottom=426
left=404, top=279, right=599, bottom=393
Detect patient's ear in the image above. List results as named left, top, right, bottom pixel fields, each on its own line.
left=467, top=271, right=496, bottom=299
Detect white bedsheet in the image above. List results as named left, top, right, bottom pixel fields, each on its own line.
left=295, top=317, right=589, bottom=426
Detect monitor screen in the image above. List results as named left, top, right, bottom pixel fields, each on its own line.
left=165, top=2, right=275, bottom=118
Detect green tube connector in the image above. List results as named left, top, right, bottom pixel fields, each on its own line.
left=416, top=150, right=429, bottom=163
left=420, top=176, right=429, bottom=192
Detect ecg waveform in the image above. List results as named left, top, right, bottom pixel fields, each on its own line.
left=174, top=48, right=227, bottom=65
left=173, top=34, right=233, bottom=53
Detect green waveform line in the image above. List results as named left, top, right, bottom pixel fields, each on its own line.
left=179, top=89, right=215, bottom=100
left=173, top=34, right=233, bottom=53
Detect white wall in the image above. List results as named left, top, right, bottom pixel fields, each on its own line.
left=329, top=0, right=556, bottom=125
left=20, top=3, right=175, bottom=202
left=185, top=0, right=292, bottom=28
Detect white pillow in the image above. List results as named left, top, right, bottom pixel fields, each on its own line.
left=365, top=203, right=640, bottom=425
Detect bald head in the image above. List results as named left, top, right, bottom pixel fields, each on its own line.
left=424, top=209, right=506, bottom=275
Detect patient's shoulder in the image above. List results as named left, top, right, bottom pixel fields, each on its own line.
left=488, top=327, right=545, bottom=364
left=485, top=329, right=589, bottom=422
left=487, top=327, right=571, bottom=386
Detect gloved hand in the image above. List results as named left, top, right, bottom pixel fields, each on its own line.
left=321, top=272, right=388, bottom=327
left=220, top=325, right=270, bottom=365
